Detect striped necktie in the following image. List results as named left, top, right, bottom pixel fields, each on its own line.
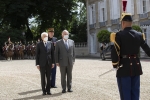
left=65, top=41, right=68, bottom=50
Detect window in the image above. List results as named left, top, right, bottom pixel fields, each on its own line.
left=88, top=4, right=95, bottom=25
left=91, top=4, right=96, bottom=24
left=102, top=8, right=105, bottom=22
left=98, top=1, right=107, bottom=22
left=92, top=6, right=94, bottom=24
left=143, top=0, right=146, bottom=13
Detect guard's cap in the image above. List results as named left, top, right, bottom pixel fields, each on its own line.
left=120, top=13, right=132, bottom=21
left=48, top=28, right=54, bottom=32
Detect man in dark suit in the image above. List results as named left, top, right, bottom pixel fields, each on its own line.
left=55, top=30, right=75, bottom=93
left=36, top=32, right=54, bottom=95
left=47, top=28, right=58, bottom=88
left=111, top=2, right=150, bottom=99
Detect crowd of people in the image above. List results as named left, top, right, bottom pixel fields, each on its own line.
left=1, top=40, right=38, bottom=60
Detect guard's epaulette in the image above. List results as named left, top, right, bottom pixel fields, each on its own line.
left=110, top=31, right=122, bottom=42
left=110, top=32, right=116, bottom=42
left=110, top=32, right=120, bottom=56
left=142, top=33, right=146, bottom=40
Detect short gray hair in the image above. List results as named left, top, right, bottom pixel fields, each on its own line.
left=62, top=30, right=69, bottom=34
left=41, top=32, right=48, bottom=37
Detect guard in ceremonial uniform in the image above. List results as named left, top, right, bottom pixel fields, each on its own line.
left=111, top=1, right=150, bottom=100
left=48, top=28, right=58, bottom=88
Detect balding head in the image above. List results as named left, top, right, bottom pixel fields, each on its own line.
left=62, top=30, right=69, bottom=40
left=121, top=21, right=132, bottom=30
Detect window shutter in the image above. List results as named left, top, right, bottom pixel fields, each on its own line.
left=146, top=0, right=149, bottom=12
left=113, top=0, right=117, bottom=19
left=100, top=2, right=103, bottom=22
left=117, top=0, right=120, bottom=18
left=141, top=0, right=143, bottom=13
left=131, top=0, right=134, bottom=15
left=109, top=0, right=112, bottom=19
left=93, top=4, right=96, bottom=24
left=88, top=6, right=90, bottom=24
left=104, top=0, right=107, bottom=21
left=89, top=6, right=92, bottom=24
left=137, top=0, right=141, bottom=14
left=126, top=0, right=132, bottom=13
left=98, top=2, right=100, bottom=22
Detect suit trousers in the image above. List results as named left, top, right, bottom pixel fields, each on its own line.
left=60, top=65, right=73, bottom=90
left=40, top=63, right=51, bottom=93
left=117, top=76, right=140, bottom=100
left=51, top=64, right=57, bottom=87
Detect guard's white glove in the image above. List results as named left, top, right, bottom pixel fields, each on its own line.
left=113, top=68, right=118, bottom=71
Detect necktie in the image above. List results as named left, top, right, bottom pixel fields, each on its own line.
left=65, top=41, right=68, bottom=50
left=45, top=42, right=47, bottom=50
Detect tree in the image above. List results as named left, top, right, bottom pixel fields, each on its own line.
left=132, top=25, right=142, bottom=32
left=0, top=0, right=78, bottom=40
left=69, top=1, right=87, bottom=42
left=97, top=30, right=111, bottom=43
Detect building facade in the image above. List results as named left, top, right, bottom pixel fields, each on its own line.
left=86, top=0, right=150, bottom=57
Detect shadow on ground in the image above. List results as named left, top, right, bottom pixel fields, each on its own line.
left=18, top=89, right=41, bottom=95
left=14, top=90, right=62, bottom=100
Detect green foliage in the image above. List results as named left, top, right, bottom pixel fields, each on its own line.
left=0, top=0, right=87, bottom=42
left=69, top=1, right=87, bottom=42
left=132, top=25, right=142, bottom=32
left=97, top=30, right=111, bottom=43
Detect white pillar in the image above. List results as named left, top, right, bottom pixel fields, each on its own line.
left=87, top=0, right=90, bottom=54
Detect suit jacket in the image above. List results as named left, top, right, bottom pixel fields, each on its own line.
left=111, top=27, right=150, bottom=77
left=36, top=41, right=54, bottom=67
left=55, top=39, right=75, bottom=67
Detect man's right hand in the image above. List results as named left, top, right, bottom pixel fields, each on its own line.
left=56, top=63, right=59, bottom=67
left=37, top=65, right=40, bottom=71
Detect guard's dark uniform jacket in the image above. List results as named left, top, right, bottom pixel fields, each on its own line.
left=111, top=27, right=150, bottom=77
left=48, top=37, right=57, bottom=50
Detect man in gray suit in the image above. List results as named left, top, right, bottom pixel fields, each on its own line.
left=55, top=30, right=75, bottom=93
left=36, top=32, right=54, bottom=95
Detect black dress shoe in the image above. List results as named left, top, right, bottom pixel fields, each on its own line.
left=47, top=92, right=52, bottom=95
left=51, top=86, right=57, bottom=88
left=68, top=89, right=73, bottom=92
left=42, top=92, right=46, bottom=95
left=62, top=90, right=66, bottom=93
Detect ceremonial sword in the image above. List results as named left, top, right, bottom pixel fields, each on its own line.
left=99, top=68, right=116, bottom=77
left=99, top=65, right=123, bottom=77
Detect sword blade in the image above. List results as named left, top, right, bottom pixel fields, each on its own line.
left=99, top=68, right=114, bottom=77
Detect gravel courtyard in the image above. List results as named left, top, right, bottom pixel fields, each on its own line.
left=0, top=59, right=150, bottom=100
